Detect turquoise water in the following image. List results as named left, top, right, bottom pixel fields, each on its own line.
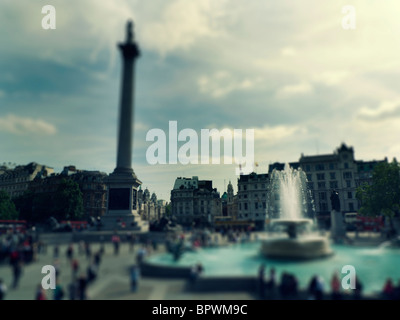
left=148, top=242, right=400, bottom=294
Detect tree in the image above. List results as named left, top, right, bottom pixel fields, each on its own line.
left=0, top=190, right=19, bottom=220
left=356, top=159, right=400, bottom=235
left=53, top=178, right=84, bottom=221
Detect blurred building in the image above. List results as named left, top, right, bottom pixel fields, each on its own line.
left=236, top=172, right=269, bottom=230
left=137, top=186, right=166, bottom=221
left=29, top=166, right=108, bottom=218
left=171, top=176, right=221, bottom=227
left=0, top=162, right=54, bottom=198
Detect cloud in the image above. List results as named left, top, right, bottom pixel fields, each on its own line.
left=314, top=71, right=349, bottom=86
left=254, top=124, right=305, bottom=142
left=198, top=71, right=260, bottom=98
left=357, top=99, right=400, bottom=121
left=281, top=47, right=296, bottom=57
left=141, top=0, right=228, bottom=55
left=0, top=114, right=57, bottom=135
left=276, top=81, right=313, bottom=98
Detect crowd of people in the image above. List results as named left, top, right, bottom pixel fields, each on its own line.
left=257, top=264, right=400, bottom=300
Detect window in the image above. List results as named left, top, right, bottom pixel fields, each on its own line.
left=244, top=194, right=248, bottom=199
left=343, top=172, right=352, bottom=179
left=307, top=174, right=312, bottom=181
left=316, top=164, right=325, bottom=171
left=255, top=202, right=258, bottom=209
left=320, top=203, right=328, bottom=211
left=344, top=162, right=349, bottom=169
left=308, top=182, right=314, bottom=190
left=329, top=163, right=335, bottom=170
left=349, top=203, right=354, bottom=211
left=263, top=202, right=266, bottom=209
left=330, top=172, right=336, bottom=180
left=244, top=185, right=247, bottom=191
left=261, top=184, right=265, bottom=189
left=254, top=184, right=258, bottom=189
left=318, top=182, right=325, bottom=189
left=305, top=165, right=311, bottom=171
left=239, top=203, right=242, bottom=210
left=348, top=192, right=352, bottom=199
left=317, top=173, right=325, bottom=180
left=319, top=192, right=327, bottom=201
left=244, top=203, right=248, bottom=210
left=346, top=180, right=351, bottom=188
left=329, top=181, right=338, bottom=189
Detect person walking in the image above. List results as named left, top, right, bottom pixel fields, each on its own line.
left=331, top=272, right=342, bottom=300
left=12, top=261, right=22, bottom=289
left=0, top=279, right=7, bottom=300
left=258, top=264, right=266, bottom=299
left=35, top=284, right=47, bottom=300
left=111, top=233, right=121, bottom=256
left=54, top=280, right=65, bottom=300
left=130, top=265, right=140, bottom=292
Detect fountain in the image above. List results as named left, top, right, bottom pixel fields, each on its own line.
left=261, top=164, right=333, bottom=260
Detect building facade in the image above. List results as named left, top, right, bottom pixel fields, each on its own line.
left=0, top=162, right=54, bottom=199
left=236, top=172, right=269, bottom=230
left=171, top=176, right=221, bottom=227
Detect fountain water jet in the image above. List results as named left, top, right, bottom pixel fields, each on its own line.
left=261, top=164, right=333, bottom=260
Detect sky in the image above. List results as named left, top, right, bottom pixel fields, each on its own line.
left=1, top=0, right=400, bottom=201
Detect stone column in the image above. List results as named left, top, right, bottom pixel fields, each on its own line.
left=103, top=21, right=147, bottom=232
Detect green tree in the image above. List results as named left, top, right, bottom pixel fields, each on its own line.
left=53, top=178, right=84, bottom=221
left=13, top=190, right=34, bottom=221
left=356, top=159, right=400, bottom=235
left=0, top=190, right=19, bottom=220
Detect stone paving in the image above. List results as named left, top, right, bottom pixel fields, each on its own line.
left=0, top=241, right=254, bottom=300
left=0, top=231, right=388, bottom=300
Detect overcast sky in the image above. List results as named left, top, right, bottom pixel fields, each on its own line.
left=1, top=0, right=400, bottom=200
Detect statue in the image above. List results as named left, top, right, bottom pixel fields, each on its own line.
left=127, top=20, right=134, bottom=43
left=330, top=190, right=340, bottom=212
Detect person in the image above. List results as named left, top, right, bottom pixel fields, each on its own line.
left=394, top=279, right=400, bottom=300
left=258, top=264, right=266, bottom=299
left=85, top=242, right=91, bottom=260
left=0, top=279, right=7, bottom=300
left=308, top=275, right=318, bottom=300
left=53, top=245, right=59, bottom=259
left=12, top=261, right=22, bottom=289
left=315, top=276, right=324, bottom=300
left=190, top=264, right=198, bottom=284
left=266, top=267, right=277, bottom=296
left=71, top=258, right=79, bottom=280
left=136, top=245, right=147, bottom=265
left=130, top=265, right=140, bottom=292
left=331, top=272, right=342, bottom=300
left=382, top=278, right=395, bottom=300
left=54, top=280, right=65, bottom=300
left=77, top=274, right=88, bottom=300
left=94, top=251, right=102, bottom=268
left=35, top=284, right=47, bottom=300
left=353, top=276, right=363, bottom=300
left=66, top=243, right=74, bottom=262
left=87, top=262, right=97, bottom=284
left=68, top=280, right=77, bottom=300
left=112, top=233, right=120, bottom=255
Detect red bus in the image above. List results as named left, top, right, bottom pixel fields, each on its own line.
left=356, top=216, right=384, bottom=232
left=0, top=220, right=27, bottom=234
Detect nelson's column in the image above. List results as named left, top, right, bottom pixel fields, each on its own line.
left=102, top=21, right=147, bottom=231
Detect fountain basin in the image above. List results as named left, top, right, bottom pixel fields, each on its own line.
left=261, top=218, right=334, bottom=260
left=261, top=236, right=334, bottom=260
